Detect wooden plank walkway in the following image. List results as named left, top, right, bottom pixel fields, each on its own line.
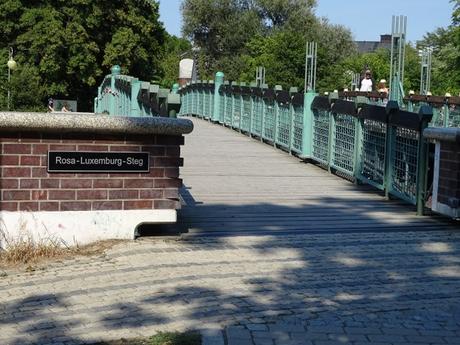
left=178, top=118, right=458, bottom=237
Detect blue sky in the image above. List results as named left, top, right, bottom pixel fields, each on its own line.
left=159, top=0, right=454, bottom=43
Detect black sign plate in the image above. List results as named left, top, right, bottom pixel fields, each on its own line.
left=48, top=151, right=150, bottom=173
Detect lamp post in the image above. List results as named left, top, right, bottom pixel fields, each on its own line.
left=7, top=47, right=17, bottom=110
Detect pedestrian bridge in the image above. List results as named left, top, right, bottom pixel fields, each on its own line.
left=94, top=68, right=460, bottom=236
left=178, top=117, right=458, bottom=237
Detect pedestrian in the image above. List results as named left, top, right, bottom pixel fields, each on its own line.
left=47, top=98, right=54, bottom=112
left=359, top=70, right=373, bottom=92
left=378, top=79, right=389, bottom=94
left=61, top=102, right=70, bottom=112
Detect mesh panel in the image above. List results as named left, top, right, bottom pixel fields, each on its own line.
left=360, top=119, right=387, bottom=188
left=312, top=109, right=330, bottom=164
left=219, top=94, right=225, bottom=122
left=292, top=105, right=304, bottom=154
left=180, top=93, right=185, bottom=115
left=252, top=97, right=263, bottom=136
left=241, top=96, right=251, bottom=132
left=263, top=100, right=275, bottom=141
left=277, top=104, right=291, bottom=149
left=232, top=95, right=242, bottom=128
left=332, top=113, right=356, bottom=175
left=209, top=93, right=214, bottom=118
left=390, top=127, right=419, bottom=204
left=200, top=92, right=205, bottom=116
left=449, top=105, right=460, bottom=127
left=203, top=92, right=210, bottom=118
left=192, top=91, right=198, bottom=115
left=224, top=93, right=233, bottom=125
left=429, top=107, right=445, bottom=127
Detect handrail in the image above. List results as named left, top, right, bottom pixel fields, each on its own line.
left=338, top=91, right=460, bottom=128
left=94, top=65, right=180, bottom=118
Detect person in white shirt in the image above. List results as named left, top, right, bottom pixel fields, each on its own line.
left=360, top=70, right=373, bottom=92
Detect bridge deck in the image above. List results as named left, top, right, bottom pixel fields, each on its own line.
left=179, top=118, right=457, bottom=236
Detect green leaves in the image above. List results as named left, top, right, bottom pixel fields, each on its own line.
left=1, top=0, right=165, bottom=111
left=181, top=0, right=353, bottom=90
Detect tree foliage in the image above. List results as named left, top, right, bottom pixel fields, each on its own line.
left=0, top=0, right=166, bottom=111
left=182, top=0, right=460, bottom=95
left=416, top=0, right=460, bottom=95
left=181, top=0, right=357, bottom=91
left=158, top=34, right=192, bottom=88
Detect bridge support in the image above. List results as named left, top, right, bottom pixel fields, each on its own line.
left=389, top=15, right=407, bottom=105
left=213, top=72, right=224, bottom=122
left=0, top=112, right=193, bottom=248
left=301, top=91, right=317, bottom=159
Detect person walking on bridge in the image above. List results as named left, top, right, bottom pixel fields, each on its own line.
left=360, top=69, right=373, bottom=92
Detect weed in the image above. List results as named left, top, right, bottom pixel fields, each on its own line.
left=0, top=218, right=122, bottom=269
left=93, top=332, right=201, bottom=345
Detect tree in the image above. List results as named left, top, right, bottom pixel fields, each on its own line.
left=416, top=0, right=460, bottom=95
left=0, top=0, right=166, bottom=111
left=181, top=0, right=319, bottom=80
left=255, top=0, right=316, bottom=29
left=181, top=0, right=261, bottom=78
left=158, top=34, right=192, bottom=88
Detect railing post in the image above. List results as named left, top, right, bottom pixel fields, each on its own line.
left=222, top=89, right=227, bottom=125
left=327, top=93, right=338, bottom=172
left=261, top=97, right=266, bottom=142
left=274, top=101, right=279, bottom=148
left=384, top=101, right=399, bottom=199
left=416, top=106, right=434, bottom=216
left=110, top=65, right=121, bottom=116
left=353, top=118, right=363, bottom=183
left=130, top=79, right=140, bottom=117
left=231, top=88, right=235, bottom=128
left=249, top=95, right=253, bottom=138
left=301, top=91, right=316, bottom=158
left=274, top=85, right=282, bottom=147
left=443, top=103, right=449, bottom=128
left=353, top=98, right=368, bottom=182
left=213, top=72, right=224, bottom=122
left=289, top=102, right=294, bottom=153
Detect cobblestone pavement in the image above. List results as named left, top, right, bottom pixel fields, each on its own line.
left=1, top=231, right=460, bottom=345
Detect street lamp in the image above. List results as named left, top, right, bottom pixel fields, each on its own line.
left=7, top=47, right=17, bottom=110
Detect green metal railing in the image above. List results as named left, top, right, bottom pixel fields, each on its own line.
left=179, top=72, right=435, bottom=215
left=94, top=65, right=181, bottom=117
left=404, top=94, right=460, bottom=128
left=338, top=91, right=460, bottom=128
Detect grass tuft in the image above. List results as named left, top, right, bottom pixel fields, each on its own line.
left=93, top=332, right=201, bottom=345
left=0, top=219, right=122, bottom=269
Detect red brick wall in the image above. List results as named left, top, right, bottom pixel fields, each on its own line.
left=0, top=132, right=184, bottom=212
left=438, top=141, right=460, bottom=205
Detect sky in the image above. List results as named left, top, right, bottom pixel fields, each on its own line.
left=159, top=0, right=454, bottom=43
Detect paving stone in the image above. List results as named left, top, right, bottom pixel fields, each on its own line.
left=405, top=335, right=446, bottom=343
left=344, top=327, right=383, bottom=335
left=226, top=326, right=251, bottom=340
left=252, top=331, right=273, bottom=339
left=381, top=327, right=419, bottom=336
left=253, top=338, right=273, bottom=345
left=247, top=324, right=268, bottom=331
left=227, top=339, right=253, bottom=345
left=201, top=329, right=225, bottom=345
left=273, top=340, right=311, bottom=345
left=268, top=323, right=305, bottom=333
left=368, top=334, right=406, bottom=343
left=443, top=336, right=460, bottom=344
left=328, top=333, right=368, bottom=342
